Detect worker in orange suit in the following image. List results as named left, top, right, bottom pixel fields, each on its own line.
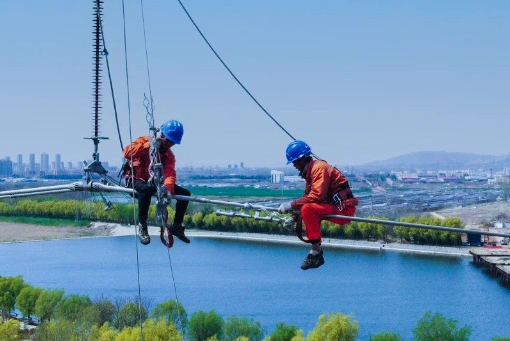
left=278, top=140, right=358, bottom=270
left=123, top=119, right=191, bottom=245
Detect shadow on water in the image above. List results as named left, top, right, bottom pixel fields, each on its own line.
left=0, top=236, right=509, bottom=339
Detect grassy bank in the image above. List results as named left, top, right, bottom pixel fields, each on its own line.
left=0, top=215, right=90, bottom=227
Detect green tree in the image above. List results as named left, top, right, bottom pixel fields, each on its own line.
left=34, top=319, right=75, bottom=341
left=490, top=337, right=510, bottom=341
left=114, top=301, right=148, bottom=330
left=55, top=294, right=92, bottom=320
left=223, top=315, right=264, bottom=341
left=344, top=222, right=360, bottom=239
left=370, top=332, right=404, bottom=341
left=35, top=318, right=97, bottom=341
left=93, top=298, right=116, bottom=326
left=87, top=322, right=118, bottom=341
left=114, top=319, right=181, bottom=341
left=358, top=222, right=372, bottom=240
left=290, top=330, right=305, bottom=341
left=188, top=310, right=224, bottom=341
left=269, top=322, right=300, bottom=341
left=203, top=214, right=221, bottom=229
left=0, top=319, right=20, bottom=341
left=151, top=299, right=187, bottom=331
left=34, top=288, right=65, bottom=322
left=394, top=226, right=409, bottom=243
left=306, top=313, right=358, bottom=341
left=0, top=275, right=25, bottom=318
left=192, top=212, right=205, bottom=227
left=413, top=312, right=471, bottom=341
left=16, top=285, right=42, bottom=319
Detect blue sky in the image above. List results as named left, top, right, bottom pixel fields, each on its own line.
left=0, top=0, right=508, bottom=168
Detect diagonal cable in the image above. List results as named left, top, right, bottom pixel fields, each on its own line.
left=139, top=0, right=155, bottom=124
left=174, top=0, right=297, bottom=141
left=98, top=11, right=124, bottom=151
left=120, top=0, right=145, bottom=338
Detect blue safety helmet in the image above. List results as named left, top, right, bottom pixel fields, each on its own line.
left=285, top=140, right=311, bottom=164
left=161, top=120, right=184, bottom=144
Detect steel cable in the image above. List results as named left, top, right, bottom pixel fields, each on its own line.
left=174, top=0, right=297, bottom=141
left=120, top=0, right=145, bottom=338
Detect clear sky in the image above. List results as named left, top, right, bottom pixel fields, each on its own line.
left=1, top=0, right=508, bottom=168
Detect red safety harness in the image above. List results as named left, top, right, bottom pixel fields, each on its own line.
left=293, top=162, right=359, bottom=243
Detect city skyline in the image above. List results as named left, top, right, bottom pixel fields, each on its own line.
left=3, top=147, right=510, bottom=170
left=1, top=1, right=509, bottom=167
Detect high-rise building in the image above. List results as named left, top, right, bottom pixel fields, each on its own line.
left=55, top=154, right=62, bottom=174
left=40, top=153, right=50, bottom=174
left=16, top=154, right=24, bottom=176
left=67, top=162, right=73, bottom=171
left=29, top=154, right=36, bottom=175
left=0, top=159, right=12, bottom=176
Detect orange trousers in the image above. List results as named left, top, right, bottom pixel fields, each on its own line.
left=300, top=203, right=356, bottom=243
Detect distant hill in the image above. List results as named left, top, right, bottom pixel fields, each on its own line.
left=355, top=151, right=510, bottom=171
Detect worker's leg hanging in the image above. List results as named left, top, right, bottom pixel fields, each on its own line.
left=170, top=184, right=191, bottom=244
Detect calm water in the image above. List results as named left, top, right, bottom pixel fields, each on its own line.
left=1, top=236, right=509, bottom=340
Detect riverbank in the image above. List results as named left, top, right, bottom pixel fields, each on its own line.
left=107, top=222, right=471, bottom=257
left=0, top=221, right=470, bottom=256
left=0, top=221, right=113, bottom=243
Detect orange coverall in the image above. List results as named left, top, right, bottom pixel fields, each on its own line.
left=291, top=160, right=358, bottom=243
left=123, top=136, right=176, bottom=194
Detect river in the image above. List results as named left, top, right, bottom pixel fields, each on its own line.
left=1, top=236, right=509, bottom=339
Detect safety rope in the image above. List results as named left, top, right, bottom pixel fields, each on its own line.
left=166, top=249, right=186, bottom=337
left=120, top=0, right=145, bottom=338
left=97, top=10, right=124, bottom=151
left=138, top=1, right=185, bottom=339
left=139, top=0, right=155, bottom=111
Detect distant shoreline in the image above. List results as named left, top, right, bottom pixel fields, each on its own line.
left=0, top=221, right=470, bottom=257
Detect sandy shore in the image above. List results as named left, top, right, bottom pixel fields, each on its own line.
left=0, top=221, right=471, bottom=257
left=0, top=222, right=113, bottom=243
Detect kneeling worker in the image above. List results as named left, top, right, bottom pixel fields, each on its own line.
left=123, top=119, right=191, bottom=245
left=278, top=140, right=358, bottom=270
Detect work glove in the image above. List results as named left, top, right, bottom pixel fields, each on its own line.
left=278, top=202, right=293, bottom=214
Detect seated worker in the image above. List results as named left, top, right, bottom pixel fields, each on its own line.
left=278, top=140, right=358, bottom=270
left=123, top=119, right=191, bottom=245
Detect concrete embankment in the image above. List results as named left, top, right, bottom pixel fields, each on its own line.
left=110, top=223, right=470, bottom=257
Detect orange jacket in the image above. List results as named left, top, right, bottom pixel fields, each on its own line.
left=123, top=136, right=177, bottom=194
left=291, top=160, right=356, bottom=210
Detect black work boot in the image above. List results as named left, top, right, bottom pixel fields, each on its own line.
left=170, top=223, right=190, bottom=244
left=300, top=250, right=325, bottom=270
left=138, top=224, right=150, bottom=245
